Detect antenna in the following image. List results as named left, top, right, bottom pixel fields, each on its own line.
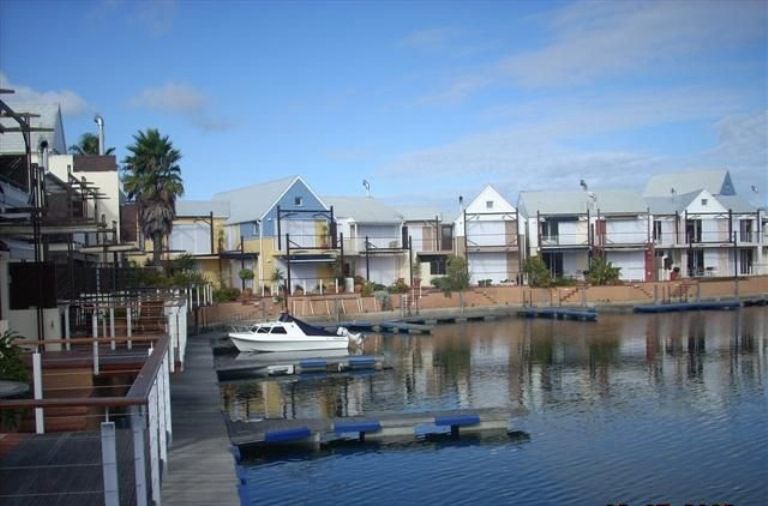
left=579, top=179, right=588, bottom=191
left=362, top=179, right=371, bottom=197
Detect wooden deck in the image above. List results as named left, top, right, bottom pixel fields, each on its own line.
left=0, top=429, right=143, bottom=506
left=160, top=331, right=239, bottom=506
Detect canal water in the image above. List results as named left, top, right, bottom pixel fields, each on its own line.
left=222, top=307, right=768, bottom=506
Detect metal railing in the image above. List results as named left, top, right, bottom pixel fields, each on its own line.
left=0, top=298, right=186, bottom=505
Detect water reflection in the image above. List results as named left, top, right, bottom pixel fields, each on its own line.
left=221, top=307, right=767, bottom=421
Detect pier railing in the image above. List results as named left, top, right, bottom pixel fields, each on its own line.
left=0, top=301, right=186, bottom=505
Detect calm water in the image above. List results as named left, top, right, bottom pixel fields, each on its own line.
left=222, top=308, right=768, bottom=506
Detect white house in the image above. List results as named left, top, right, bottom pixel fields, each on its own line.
left=455, top=185, right=522, bottom=284
left=398, top=206, right=454, bottom=286
left=324, top=196, right=407, bottom=286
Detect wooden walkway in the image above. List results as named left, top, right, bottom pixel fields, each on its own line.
left=161, top=331, right=239, bottom=506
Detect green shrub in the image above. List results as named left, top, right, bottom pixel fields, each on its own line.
left=523, top=256, right=552, bottom=287
left=388, top=278, right=409, bottom=294
left=213, top=287, right=240, bottom=302
left=0, top=330, right=27, bottom=382
left=585, top=256, right=622, bottom=285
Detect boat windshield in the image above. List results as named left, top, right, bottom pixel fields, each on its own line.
left=255, top=326, right=270, bottom=334
left=270, top=326, right=288, bottom=334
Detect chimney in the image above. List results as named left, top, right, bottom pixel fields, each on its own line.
left=94, top=114, right=105, bottom=155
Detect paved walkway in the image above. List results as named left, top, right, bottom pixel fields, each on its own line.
left=161, top=331, right=239, bottom=506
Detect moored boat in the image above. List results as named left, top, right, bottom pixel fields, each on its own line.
left=228, top=313, right=362, bottom=353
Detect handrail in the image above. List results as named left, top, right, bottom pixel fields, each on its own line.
left=15, top=335, right=163, bottom=346
left=0, top=334, right=169, bottom=410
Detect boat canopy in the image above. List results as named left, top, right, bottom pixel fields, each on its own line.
left=278, top=313, right=337, bottom=337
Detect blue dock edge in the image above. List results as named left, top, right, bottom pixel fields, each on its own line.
left=264, top=426, right=312, bottom=443
left=348, top=356, right=377, bottom=368
left=334, top=420, right=382, bottom=441
left=634, top=300, right=741, bottom=313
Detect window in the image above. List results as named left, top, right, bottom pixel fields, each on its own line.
left=740, top=219, right=753, bottom=242
left=486, top=201, right=494, bottom=209
left=686, top=219, right=702, bottom=243
left=701, top=198, right=708, bottom=206
left=270, top=326, right=288, bottom=334
left=430, top=257, right=447, bottom=275
left=294, top=196, right=303, bottom=206
left=653, top=220, right=662, bottom=243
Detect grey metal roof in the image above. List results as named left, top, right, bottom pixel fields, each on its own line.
left=643, top=170, right=735, bottom=197
left=644, top=191, right=700, bottom=214
left=176, top=199, right=230, bottom=218
left=0, top=102, right=67, bottom=155
left=397, top=206, right=444, bottom=222
left=518, top=189, right=646, bottom=216
left=325, top=196, right=404, bottom=223
left=715, top=195, right=758, bottom=213
left=214, top=175, right=297, bottom=225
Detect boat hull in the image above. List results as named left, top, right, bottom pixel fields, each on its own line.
left=229, top=332, right=350, bottom=353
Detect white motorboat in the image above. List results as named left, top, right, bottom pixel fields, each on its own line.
left=228, top=313, right=362, bottom=353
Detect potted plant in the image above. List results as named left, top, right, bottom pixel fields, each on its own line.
left=238, top=268, right=255, bottom=299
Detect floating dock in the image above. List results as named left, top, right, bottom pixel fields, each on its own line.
left=633, top=300, right=741, bottom=313
left=516, top=307, right=598, bottom=321
left=216, top=353, right=388, bottom=381
left=330, top=320, right=434, bottom=334
left=226, top=407, right=526, bottom=452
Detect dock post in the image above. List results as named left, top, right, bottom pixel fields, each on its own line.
left=127, top=306, right=133, bottom=350
left=64, top=306, right=71, bottom=351
left=101, top=421, right=120, bottom=506
left=32, top=352, right=44, bottom=434
left=109, top=307, right=116, bottom=350
left=131, top=406, right=148, bottom=506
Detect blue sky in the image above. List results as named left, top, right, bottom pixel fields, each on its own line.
left=1, top=0, right=766, bottom=210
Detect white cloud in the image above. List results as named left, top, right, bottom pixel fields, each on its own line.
left=130, top=82, right=205, bottom=114
left=378, top=88, right=767, bottom=206
left=129, top=82, right=233, bottom=131
left=429, top=0, right=767, bottom=101
left=0, top=72, right=90, bottom=116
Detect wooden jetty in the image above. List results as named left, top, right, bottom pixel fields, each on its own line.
left=516, top=307, right=598, bottom=321
left=216, top=353, right=389, bottom=381
left=633, top=300, right=741, bottom=313
left=226, top=407, right=526, bottom=452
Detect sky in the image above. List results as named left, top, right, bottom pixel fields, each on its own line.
left=1, top=0, right=766, bottom=212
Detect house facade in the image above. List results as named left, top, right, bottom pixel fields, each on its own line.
left=456, top=186, right=522, bottom=284
left=398, top=206, right=454, bottom=286
left=214, top=176, right=336, bottom=295
left=325, top=196, right=407, bottom=286
left=644, top=170, right=763, bottom=279
left=518, top=190, right=592, bottom=280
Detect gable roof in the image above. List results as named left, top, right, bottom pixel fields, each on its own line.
left=644, top=190, right=702, bottom=214
left=213, top=175, right=326, bottom=225
left=0, top=102, right=67, bottom=155
left=325, top=196, right=403, bottom=223
left=176, top=199, right=230, bottom=218
left=643, top=170, right=735, bottom=197
left=397, top=206, right=444, bottom=222
left=464, top=185, right=515, bottom=214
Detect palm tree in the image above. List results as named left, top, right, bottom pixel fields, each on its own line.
left=122, top=129, right=184, bottom=266
left=69, top=132, right=115, bottom=155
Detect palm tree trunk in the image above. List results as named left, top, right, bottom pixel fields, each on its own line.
left=152, top=232, right=164, bottom=266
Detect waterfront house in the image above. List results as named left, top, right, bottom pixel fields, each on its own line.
left=518, top=190, right=592, bottom=280
left=455, top=185, right=523, bottom=285
left=166, top=199, right=231, bottom=284
left=213, top=176, right=336, bottom=295
left=398, top=206, right=454, bottom=286
left=324, top=196, right=407, bottom=287
left=643, top=170, right=763, bottom=278
left=0, top=100, right=114, bottom=340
